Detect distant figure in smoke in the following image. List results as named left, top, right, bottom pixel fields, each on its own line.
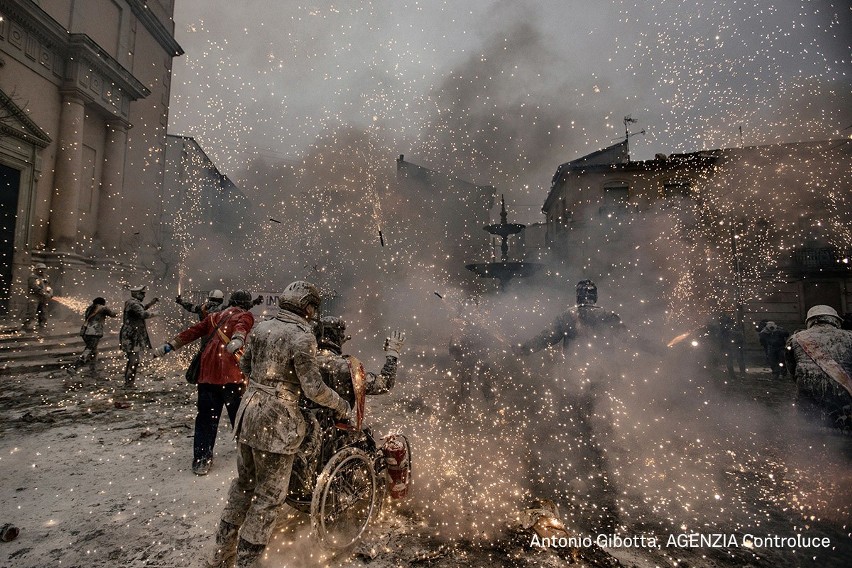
left=785, top=305, right=852, bottom=430
left=514, top=280, right=625, bottom=355
left=513, top=279, right=625, bottom=531
left=758, top=321, right=790, bottom=379
left=70, top=297, right=117, bottom=376
left=709, top=312, right=745, bottom=377
left=448, top=299, right=497, bottom=416
left=22, top=263, right=52, bottom=332
left=207, top=281, right=350, bottom=568
left=119, top=285, right=158, bottom=388
left=154, top=290, right=256, bottom=475
left=176, top=289, right=225, bottom=320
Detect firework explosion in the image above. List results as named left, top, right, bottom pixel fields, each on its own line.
left=3, top=1, right=848, bottom=566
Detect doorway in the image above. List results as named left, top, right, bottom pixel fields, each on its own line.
left=0, top=163, right=21, bottom=315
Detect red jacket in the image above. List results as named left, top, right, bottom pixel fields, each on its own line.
left=172, top=306, right=255, bottom=385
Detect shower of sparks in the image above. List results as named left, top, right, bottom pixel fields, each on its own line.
left=15, top=1, right=841, bottom=564
left=51, top=296, right=91, bottom=314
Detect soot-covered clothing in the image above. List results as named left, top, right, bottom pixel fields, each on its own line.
left=520, top=304, right=625, bottom=354
left=786, top=324, right=852, bottom=415
left=234, top=310, right=349, bottom=454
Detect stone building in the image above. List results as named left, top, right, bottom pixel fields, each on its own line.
left=160, top=134, right=250, bottom=279
left=0, top=0, right=182, bottom=316
left=534, top=138, right=852, bottom=350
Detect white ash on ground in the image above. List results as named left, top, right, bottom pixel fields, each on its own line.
left=0, top=357, right=850, bottom=567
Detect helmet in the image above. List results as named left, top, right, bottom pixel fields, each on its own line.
left=764, top=321, right=777, bottom=332
left=129, top=285, right=147, bottom=300
left=576, top=279, right=597, bottom=306
left=278, top=281, right=321, bottom=315
left=316, top=316, right=348, bottom=351
left=34, top=263, right=47, bottom=270
left=93, top=297, right=107, bottom=306
left=228, top=290, right=253, bottom=310
left=208, top=289, right=225, bottom=303
left=806, top=305, right=841, bottom=328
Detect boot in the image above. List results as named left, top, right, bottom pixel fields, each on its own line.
left=206, top=520, right=239, bottom=568
left=235, top=538, right=266, bottom=568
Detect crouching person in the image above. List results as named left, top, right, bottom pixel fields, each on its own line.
left=207, top=281, right=351, bottom=568
left=154, top=290, right=256, bottom=475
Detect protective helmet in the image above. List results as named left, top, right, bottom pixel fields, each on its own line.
left=129, top=285, right=147, bottom=299
left=576, top=279, right=598, bottom=306
left=764, top=321, right=777, bottom=332
left=93, top=297, right=107, bottom=306
left=228, top=290, right=253, bottom=310
left=806, top=305, right=841, bottom=328
left=316, top=316, right=348, bottom=351
left=35, top=263, right=47, bottom=270
left=208, top=289, right=225, bottom=303
left=278, top=281, right=321, bottom=315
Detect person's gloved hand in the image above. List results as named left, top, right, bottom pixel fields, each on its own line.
left=175, top=295, right=182, bottom=304
left=335, top=401, right=353, bottom=422
left=153, top=343, right=173, bottom=357
left=252, top=295, right=264, bottom=306
left=225, top=338, right=244, bottom=354
left=383, top=330, right=405, bottom=358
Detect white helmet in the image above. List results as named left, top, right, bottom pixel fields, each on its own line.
left=278, top=281, right=321, bottom=314
left=208, top=289, right=225, bottom=302
left=34, top=263, right=47, bottom=270
left=806, top=305, right=841, bottom=328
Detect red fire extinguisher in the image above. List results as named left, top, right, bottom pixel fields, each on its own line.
left=381, top=434, right=411, bottom=499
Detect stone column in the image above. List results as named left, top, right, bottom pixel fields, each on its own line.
left=96, top=119, right=130, bottom=251
left=48, top=92, right=87, bottom=252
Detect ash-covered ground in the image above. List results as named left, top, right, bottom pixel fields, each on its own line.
left=0, top=350, right=850, bottom=568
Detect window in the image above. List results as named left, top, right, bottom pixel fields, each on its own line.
left=599, top=182, right=629, bottom=216
left=663, top=181, right=691, bottom=199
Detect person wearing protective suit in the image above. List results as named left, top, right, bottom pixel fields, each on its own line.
left=514, top=279, right=625, bottom=355
left=22, top=263, right=52, bottom=332
left=176, top=289, right=225, bottom=321
left=785, top=305, right=852, bottom=430
left=154, top=290, right=256, bottom=475
left=119, top=286, right=158, bottom=387
left=758, top=321, right=790, bottom=379
left=514, top=279, right=625, bottom=531
left=315, top=316, right=404, bottom=404
left=207, top=281, right=351, bottom=568
left=70, top=297, right=118, bottom=376
left=288, top=317, right=405, bottom=499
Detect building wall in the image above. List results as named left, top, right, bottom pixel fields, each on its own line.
left=0, top=0, right=181, bottom=318
left=539, top=141, right=852, bottom=355
left=121, top=17, right=173, bottom=247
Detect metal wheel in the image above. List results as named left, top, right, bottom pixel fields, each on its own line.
left=310, top=447, right=377, bottom=549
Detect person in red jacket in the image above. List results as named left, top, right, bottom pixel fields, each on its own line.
left=155, top=290, right=256, bottom=475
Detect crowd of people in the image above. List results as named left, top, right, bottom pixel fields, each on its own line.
left=14, top=264, right=852, bottom=565
left=62, top=280, right=404, bottom=567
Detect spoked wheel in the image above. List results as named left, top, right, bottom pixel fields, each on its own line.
left=311, top=447, right=377, bottom=549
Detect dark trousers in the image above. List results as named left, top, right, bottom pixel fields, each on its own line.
left=76, top=335, right=101, bottom=370
left=195, top=382, right=243, bottom=462
left=766, top=347, right=786, bottom=377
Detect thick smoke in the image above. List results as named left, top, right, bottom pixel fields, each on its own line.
left=149, top=0, right=852, bottom=557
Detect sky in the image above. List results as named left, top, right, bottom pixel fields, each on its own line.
left=168, top=0, right=851, bottom=223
